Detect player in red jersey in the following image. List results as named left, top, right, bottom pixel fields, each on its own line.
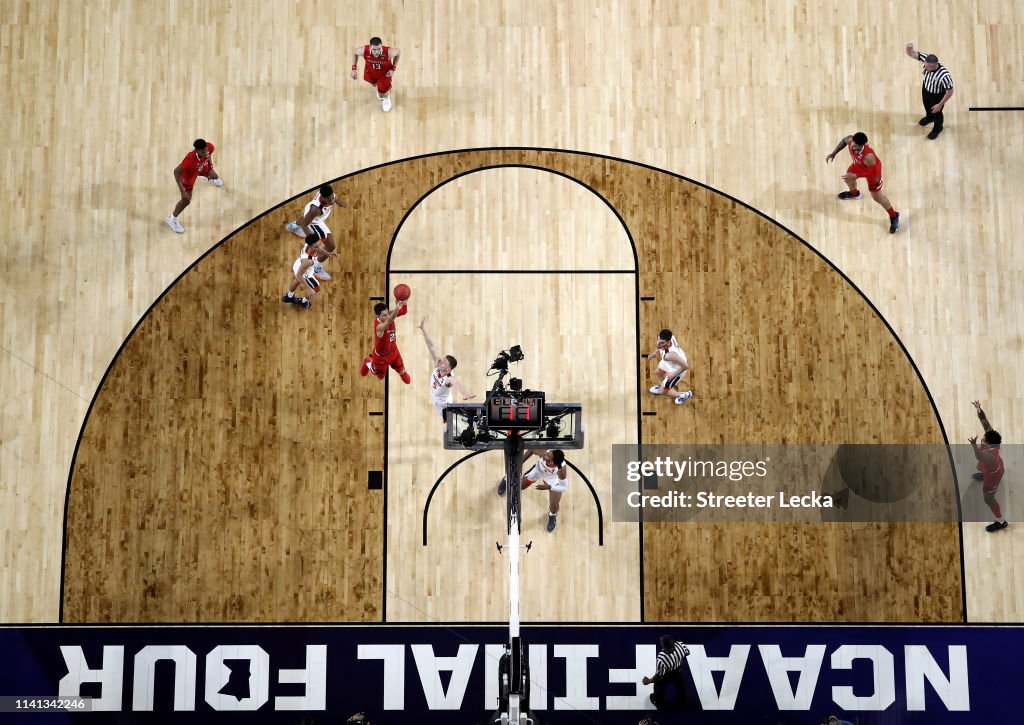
left=826, top=132, right=901, bottom=234
left=351, top=37, right=401, bottom=113
left=166, top=139, right=223, bottom=234
left=970, top=400, right=1007, bottom=532
left=360, top=299, right=412, bottom=383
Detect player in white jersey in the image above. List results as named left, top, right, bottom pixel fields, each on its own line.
left=497, top=449, right=568, bottom=532
left=645, top=328, right=693, bottom=405
left=285, top=184, right=347, bottom=281
left=281, top=233, right=336, bottom=310
left=417, top=318, right=475, bottom=422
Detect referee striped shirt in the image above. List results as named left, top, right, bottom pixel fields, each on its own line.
left=917, top=52, right=954, bottom=93
left=655, top=644, right=688, bottom=677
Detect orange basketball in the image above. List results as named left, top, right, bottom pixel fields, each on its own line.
left=394, top=283, right=411, bottom=301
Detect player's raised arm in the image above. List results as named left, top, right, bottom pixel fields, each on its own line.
left=376, top=307, right=401, bottom=338
left=382, top=302, right=406, bottom=326
left=973, top=400, right=994, bottom=433
left=418, top=318, right=442, bottom=362
left=969, top=435, right=996, bottom=465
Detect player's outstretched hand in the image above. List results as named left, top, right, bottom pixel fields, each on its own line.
left=825, top=152, right=835, bottom=164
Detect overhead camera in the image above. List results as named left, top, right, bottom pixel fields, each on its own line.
left=490, top=345, right=525, bottom=372
left=458, top=424, right=478, bottom=448
left=457, top=411, right=494, bottom=448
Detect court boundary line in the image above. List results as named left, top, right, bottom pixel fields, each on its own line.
left=58, top=146, right=962, bottom=625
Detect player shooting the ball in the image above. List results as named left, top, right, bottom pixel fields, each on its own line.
left=360, top=290, right=412, bottom=384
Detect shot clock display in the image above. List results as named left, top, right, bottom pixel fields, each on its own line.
left=486, top=391, right=545, bottom=430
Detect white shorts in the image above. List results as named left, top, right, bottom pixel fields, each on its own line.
left=433, top=398, right=449, bottom=420
left=657, top=355, right=688, bottom=378
left=292, top=257, right=319, bottom=289
left=525, top=463, right=567, bottom=492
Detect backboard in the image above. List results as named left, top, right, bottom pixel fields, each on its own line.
left=443, top=403, right=584, bottom=451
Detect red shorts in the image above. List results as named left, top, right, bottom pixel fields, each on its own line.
left=847, top=165, right=883, bottom=192
left=983, top=476, right=1003, bottom=495
left=370, top=349, right=405, bottom=378
left=181, top=174, right=214, bottom=195
left=364, top=70, right=393, bottom=94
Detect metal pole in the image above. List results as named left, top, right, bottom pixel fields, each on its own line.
left=505, top=434, right=525, bottom=722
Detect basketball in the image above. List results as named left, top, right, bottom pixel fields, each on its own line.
left=394, top=283, right=411, bottom=301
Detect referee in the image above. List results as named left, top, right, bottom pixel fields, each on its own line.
left=641, top=635, right=690, bottom=710
left=905, top=42, right=954, bottom=139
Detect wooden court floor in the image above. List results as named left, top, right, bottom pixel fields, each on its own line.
left=1, top=0, right=1022, bottom=624
left=61, top=151, right=960, bottom=623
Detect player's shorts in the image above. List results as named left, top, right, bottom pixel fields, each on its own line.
left=982, top=475, right=1004, bottom=495
left=370, top=349, right=405, bottom=378
left=524, top=462, right=561, bottom=487
left=364, top=70, right=393, bottom=94
left=433, top=398, right=450, bottom=421
left=306, top=221, right=331, bottom=239
left=658, top=357, right=688, bottom=389
left=291, top=257, right=321, bottom=291
left=846, top=165, right=883, bottom=192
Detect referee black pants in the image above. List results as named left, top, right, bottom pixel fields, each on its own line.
left=922, top=87, right=946, bottom=130
left=652, top=669, right=688, bottom=710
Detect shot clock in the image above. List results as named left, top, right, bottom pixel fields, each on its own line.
left=486, top=391, right=545, bottom=430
